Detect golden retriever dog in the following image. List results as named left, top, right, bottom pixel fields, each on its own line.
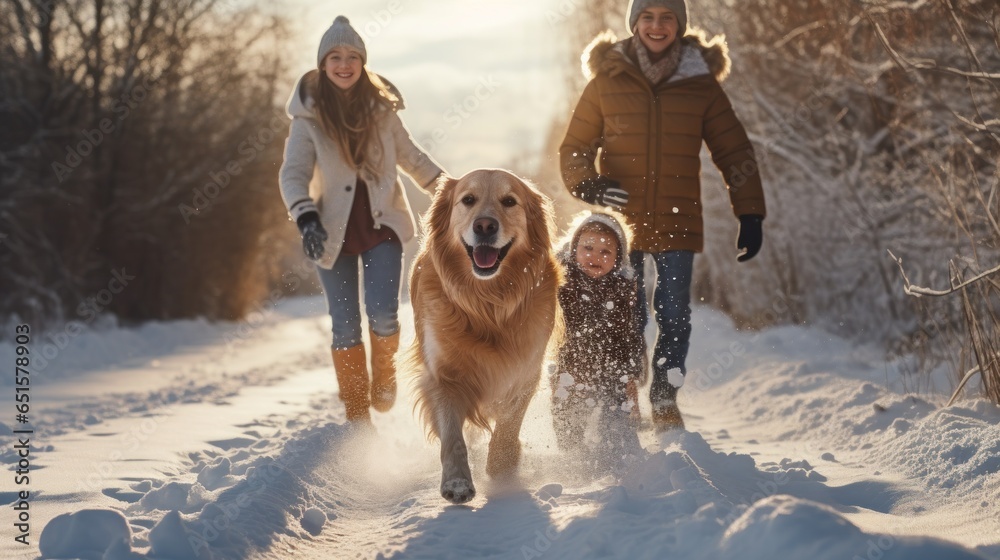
left=405, top=169, right=560, bottom=504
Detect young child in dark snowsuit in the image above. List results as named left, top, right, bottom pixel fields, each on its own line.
left=551, top=211, right=646, bottom=469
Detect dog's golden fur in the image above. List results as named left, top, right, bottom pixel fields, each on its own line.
left=404, top=169, right=560, bottom=503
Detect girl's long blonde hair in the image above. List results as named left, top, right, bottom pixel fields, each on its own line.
left=308, top=66, right=399, bottom=182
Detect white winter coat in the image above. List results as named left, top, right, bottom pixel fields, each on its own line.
left=278, top=70, right=444, bottom=268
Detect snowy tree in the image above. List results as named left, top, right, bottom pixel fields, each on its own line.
left=0, top=0, right=302, bottom=332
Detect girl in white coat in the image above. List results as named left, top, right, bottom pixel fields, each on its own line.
left=279, top=16, right=446, bottom=426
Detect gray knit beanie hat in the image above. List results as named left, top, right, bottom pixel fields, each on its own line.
left=626, top=0, right=688, bottom=36
left=317, top=16, right=366, bottom=67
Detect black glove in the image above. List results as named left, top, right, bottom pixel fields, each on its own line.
left=296, top=211, right=328, bottom=261
left=572, top=176, right=629, bottom=209
left=736, top=214, right=763, bottom=262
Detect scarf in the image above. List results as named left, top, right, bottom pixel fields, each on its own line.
left=631, top=34, right=683, bottom=86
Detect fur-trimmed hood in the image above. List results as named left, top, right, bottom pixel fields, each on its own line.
left=556, top=211, right=635, bottom=280
left=581, top=27, right=731, bottom=83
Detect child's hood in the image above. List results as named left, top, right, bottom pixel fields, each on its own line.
left=557, top=212, right=635, bottom=280
left=284, top=69, right=406, bottom=120
left=581, top=27, right=731, bottom=83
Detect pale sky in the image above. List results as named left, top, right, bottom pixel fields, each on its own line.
left=278, top=0, right=577, bottom=178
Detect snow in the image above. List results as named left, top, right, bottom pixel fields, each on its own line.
left=2, top=296, right=998, bottom=559
left=38, top=509, right=130, bottom=559
left=718, top=495, right=987, bottom=560
left=667, top=367, right=685, bottom=388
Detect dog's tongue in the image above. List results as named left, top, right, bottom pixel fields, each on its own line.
left=473, top=245, right=500, bottom=269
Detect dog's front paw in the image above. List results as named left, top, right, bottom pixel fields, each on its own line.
left=441, top=478, right=476, bottom=504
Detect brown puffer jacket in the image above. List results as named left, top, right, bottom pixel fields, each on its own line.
left=560, top=30, right=766, bottom=253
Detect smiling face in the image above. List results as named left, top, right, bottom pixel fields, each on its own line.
left=322, top=46, right=363, bottom=90
left=449, top=171, right=531, bottom=279
left=635, top=6, right=679, bottom=55
left=574, top=229, right=619, bottom=279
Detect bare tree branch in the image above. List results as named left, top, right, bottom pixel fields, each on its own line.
left=889, top=250, right=1000, bottom=297
left=945, top=365, right=982, bottom=406
left=868, top=16, right=1000, bottom=82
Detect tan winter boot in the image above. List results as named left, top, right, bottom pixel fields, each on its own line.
left=369, top=330, right=399, bottom=413
left=332, top=344, right=372, bottom=423
left=652, top=400, right=685, bottom=433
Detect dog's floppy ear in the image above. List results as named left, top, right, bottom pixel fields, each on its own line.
left=521, top=180, right=554, bottom=251
left=425, top=175, right=458, bottom=246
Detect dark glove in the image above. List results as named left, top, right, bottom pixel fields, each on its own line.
left=296, top=211, right=328, bottom=261
left=572, top=176, right=629, bottom=209
left=736, top=214, right=763, bottom=262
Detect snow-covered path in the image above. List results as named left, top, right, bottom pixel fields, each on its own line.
left=2, top=296, right=998, bottom=559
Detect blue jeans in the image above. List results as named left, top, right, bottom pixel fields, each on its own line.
left=316, top=238, right=403, bottom=349
left=629, top=250, right=694, bottom=403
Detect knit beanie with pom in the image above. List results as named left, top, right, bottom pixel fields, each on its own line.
left=317, top=16, right=366, bottom=67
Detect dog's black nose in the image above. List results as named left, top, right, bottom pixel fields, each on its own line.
left=473, top=217, right=499, bottom=237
